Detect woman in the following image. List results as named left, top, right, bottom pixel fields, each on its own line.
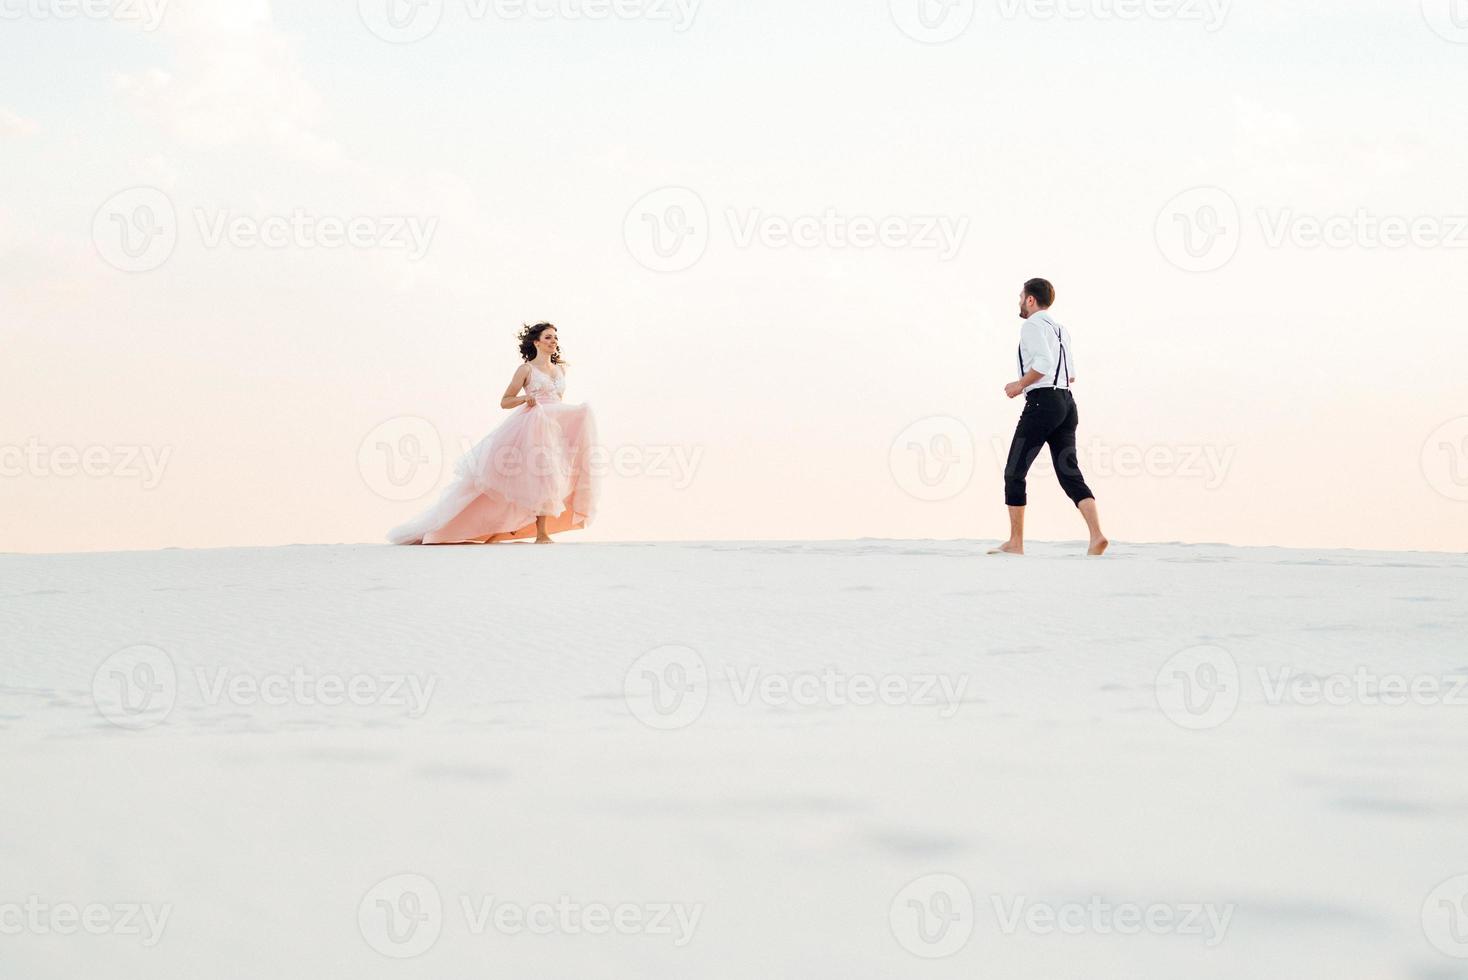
left=388, top=323, right=599, bottom=545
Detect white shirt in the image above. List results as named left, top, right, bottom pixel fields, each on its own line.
left=1017, top=310, right=1074, bottom=393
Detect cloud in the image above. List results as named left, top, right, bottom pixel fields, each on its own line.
left=0, top=107, right=39, bottom=140
left=114, top=0, right=342, bottom=168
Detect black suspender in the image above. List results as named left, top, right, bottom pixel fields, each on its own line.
left=1054, top=327, right=1067, bottom=388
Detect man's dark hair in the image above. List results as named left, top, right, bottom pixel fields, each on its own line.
left=1023, top=278, right=1056, bottom=309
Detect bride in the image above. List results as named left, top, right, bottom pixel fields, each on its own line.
left=388, top=323, right=600, bottom=545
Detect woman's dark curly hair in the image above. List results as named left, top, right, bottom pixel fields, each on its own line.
left=517, top=322, right=562, bottom=364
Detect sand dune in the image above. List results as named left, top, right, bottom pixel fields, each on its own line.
left=2, top=540, right=1466, bottom=978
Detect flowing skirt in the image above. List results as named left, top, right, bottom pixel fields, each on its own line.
left=388, top=402, right=599, bottom=544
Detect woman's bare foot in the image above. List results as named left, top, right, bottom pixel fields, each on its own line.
left=534, top=535, right=555, bottom=544
left=987, top=541, right=1024, bottom=556
left=1088, top=536, right=1109, bottom=556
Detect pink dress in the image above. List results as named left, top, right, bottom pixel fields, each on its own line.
left=388, top=365, right=599, bottom=544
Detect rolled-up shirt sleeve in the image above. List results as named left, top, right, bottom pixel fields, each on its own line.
left=1020, top=319, right=1055, bottom=378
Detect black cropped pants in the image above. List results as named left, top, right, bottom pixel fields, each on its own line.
left=1003, top=388, right=1095, bottom=508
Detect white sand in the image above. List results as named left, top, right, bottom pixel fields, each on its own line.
left=2, top=539, right=1467, bottom=978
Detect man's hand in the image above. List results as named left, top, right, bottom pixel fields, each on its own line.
left=1005, top=381, right=1026, bottom=399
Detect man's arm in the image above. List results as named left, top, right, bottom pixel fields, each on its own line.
left=1006, top=369, right=1044, bottom=399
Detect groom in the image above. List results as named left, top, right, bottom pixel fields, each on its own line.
left=990, top=278, right=1109, bottom=556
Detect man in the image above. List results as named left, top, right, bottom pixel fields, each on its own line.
left=989, top=278, right=1109, bottom=556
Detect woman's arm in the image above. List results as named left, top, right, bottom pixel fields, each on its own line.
left=500, top=364, right=534, bottom=410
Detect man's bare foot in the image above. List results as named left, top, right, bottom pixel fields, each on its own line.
left=987, top=541, right=1024, bottom=556
left=1088, top=536, right=1109, bottom=556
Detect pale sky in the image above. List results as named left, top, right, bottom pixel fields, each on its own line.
left=3, top=0, right=1466, bottom=554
